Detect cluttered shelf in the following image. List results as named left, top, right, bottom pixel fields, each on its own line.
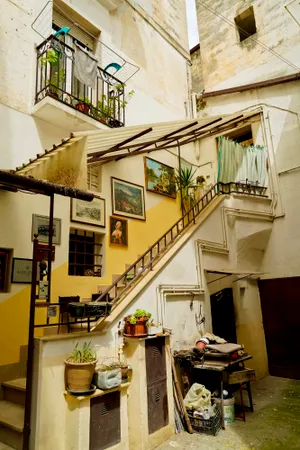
left=171, top=332, right=256, bottom=435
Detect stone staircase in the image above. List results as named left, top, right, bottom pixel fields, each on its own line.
left=0, top=379, right=26, bottom=450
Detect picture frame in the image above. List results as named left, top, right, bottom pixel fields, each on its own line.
left=31, top=214, right=62, bottom=244
left=71, top=197, right=106, bottom=228
left=111, top=177, right=146, bottom=221
left=144, top=156, right=176, bottom=199
left=109, top=216, right=128, bottom=247
left=11, top=258, right=33, bottom=284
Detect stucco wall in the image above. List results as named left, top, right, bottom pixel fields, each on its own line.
left=195, top=0, right=300, bottom=90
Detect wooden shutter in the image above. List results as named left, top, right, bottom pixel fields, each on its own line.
left=53, top=8, right=94, bottom=51
left=87, top=166, right=101, bottom=192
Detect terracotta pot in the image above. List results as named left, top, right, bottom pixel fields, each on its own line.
left=76, top=103, right=90, bottom=114
left=195, top=337, right=209, bottom=350
left=64, top=360, right=97, bottom=392
left=124, top=317, right=148, bottom=337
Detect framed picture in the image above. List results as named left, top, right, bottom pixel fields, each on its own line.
left=111, top=177, right=146, bottom=221
left=31, top=214, right=62, bottom=244
left=11, top=258, right=33, bottom=284
left=71, top=197, right=105, bottom=228
left=109, top=216, right=128, bottom=247
left=144, top=156, right=176, bottom=199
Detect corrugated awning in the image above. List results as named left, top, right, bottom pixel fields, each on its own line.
left=14, top=110, right=261, bottom=174
left=73, top=111, right=259, bottom=164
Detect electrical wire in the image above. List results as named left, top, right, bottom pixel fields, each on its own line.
left=197, top=0, right=300, bottom=72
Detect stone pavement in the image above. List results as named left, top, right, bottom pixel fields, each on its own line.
left=157, top=376, right=300, bottom=450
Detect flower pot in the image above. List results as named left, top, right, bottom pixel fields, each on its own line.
left=76, top=103, right=90, bottom=114
left=65, top=359, right=97, bottom=392
left=124, top=317, right=148, bottom=337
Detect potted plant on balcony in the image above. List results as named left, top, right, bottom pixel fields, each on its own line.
left=123, top=309, right=152, bottom=337
left=64, top=342, right=97, bottom=393
left=40, top=49, right=66, bottom=99
left=76, top=97, right=91, bottom=114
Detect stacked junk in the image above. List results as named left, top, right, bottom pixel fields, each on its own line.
left=171, top=333, right=256, bottom=436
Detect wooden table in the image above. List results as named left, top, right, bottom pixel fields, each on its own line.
left=193, top=355, right=253, bottom=429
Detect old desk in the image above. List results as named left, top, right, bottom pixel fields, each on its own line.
left=193, top=355, right=253, bottom=429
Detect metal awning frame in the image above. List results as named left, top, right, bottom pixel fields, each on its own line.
left=87, top=113, right=251, bottom=165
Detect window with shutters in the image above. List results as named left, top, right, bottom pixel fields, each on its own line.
left=87, top=166, right=101, bottom=192
left=35, top=3, right=126, bottom=128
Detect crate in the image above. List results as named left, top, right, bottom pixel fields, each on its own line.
left=187, top=405, right=221, bottom=436
left=227, top=368, right=256, bottom=385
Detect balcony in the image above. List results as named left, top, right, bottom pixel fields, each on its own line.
left=34, top=36, right=126, bottom=129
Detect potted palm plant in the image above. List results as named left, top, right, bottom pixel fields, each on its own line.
left=123, top=309, right=152, bottom=337
left=64, top=342, right=97, bottom=393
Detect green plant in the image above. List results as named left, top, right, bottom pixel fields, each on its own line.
left=97, top=88, right=135, bottom=119
left=66, top=342, right=96, bottom=363
left=129, top=315, right=137, bottom=325
left=176, top=167, right=199, bottom=212
left=134, top=309, right=151, bottom=319
left=40, top=49, right=65, bottom=95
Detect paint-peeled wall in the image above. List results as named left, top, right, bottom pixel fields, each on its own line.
left=195, top=0, right=300, bottom=90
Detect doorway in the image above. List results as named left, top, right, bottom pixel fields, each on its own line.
left=259, top=277, right=300, bottom=380
left=210, top=288, right=237, bottom=343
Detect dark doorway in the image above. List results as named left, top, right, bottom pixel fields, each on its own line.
left=210, top=288, right=237, bottom=343
left=258, top=277, right=300, bottom=380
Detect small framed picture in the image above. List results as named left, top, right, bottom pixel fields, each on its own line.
left=32, top=214, right=62, bottom=244
left=109, top=216, right=128, bottom=247
left=111, top=177, right=146, bottom=221
left=11, top=258, right=33, bottom=284
left=71, top=197, right=105, bottom=228
left=144, top=156, right=176, bottom=198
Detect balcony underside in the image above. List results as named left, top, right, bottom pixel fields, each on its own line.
left=32, top=96, right=109, bottom=132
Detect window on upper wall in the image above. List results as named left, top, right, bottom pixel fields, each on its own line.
left=235, top=6, right=257, bottom=42
left=0, top=249, right=12, bottom=293
left=224, top=125, right=254, bottom=146
left=87, top=166, right=102, bottom=192
left=68, top=229, right=103, bottom=277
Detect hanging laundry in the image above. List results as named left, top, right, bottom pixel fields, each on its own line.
left=74, top=42, right=98, bottom=89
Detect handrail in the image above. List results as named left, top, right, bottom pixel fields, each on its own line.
left=95, top=181, right=267, bottom=306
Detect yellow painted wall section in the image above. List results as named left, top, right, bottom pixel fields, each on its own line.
left=0, top=195, right=181, bottom=370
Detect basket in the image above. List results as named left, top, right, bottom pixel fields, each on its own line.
left=187, top=405, right=221, bottom=436
left=227, top=368, right=256, bottom=385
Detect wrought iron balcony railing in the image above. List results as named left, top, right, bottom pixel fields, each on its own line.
left=35, top=36, right=126, bottom=128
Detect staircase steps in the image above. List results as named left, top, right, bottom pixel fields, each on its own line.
left=0, top=377, right=25, bottom=450
left=2, top=379, right=26, bottom=407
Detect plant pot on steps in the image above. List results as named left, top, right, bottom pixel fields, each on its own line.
left=65, top=360, right=97, bottom=392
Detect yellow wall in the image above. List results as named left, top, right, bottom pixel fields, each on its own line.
left=0, top=191, right=181, bottom=373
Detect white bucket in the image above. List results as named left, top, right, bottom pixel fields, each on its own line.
left=215, top=397, right=235, bottom=424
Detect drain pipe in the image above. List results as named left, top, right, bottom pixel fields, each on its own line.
left=157, top=284, right=205, bottom=329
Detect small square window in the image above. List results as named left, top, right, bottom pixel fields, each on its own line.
left=68, top=229, right=103, bottom=277
left=235, top=6, right=257, bottom=42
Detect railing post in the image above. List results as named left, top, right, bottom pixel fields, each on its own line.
left=150, top=248, right=153, bottom=270
left=192, top=206, right=196, bottom=224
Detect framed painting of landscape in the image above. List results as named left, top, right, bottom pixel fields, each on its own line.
left=71, top=197, right=105, bottom=227
left=111, top=178, right=146, bottom=221
left=144, top=157, right=176, bottom=198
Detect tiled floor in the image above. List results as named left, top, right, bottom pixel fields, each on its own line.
left=157, top=376, right=300, bottom=450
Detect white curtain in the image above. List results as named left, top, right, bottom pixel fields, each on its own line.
left=217, top=136, right=267, bottom=186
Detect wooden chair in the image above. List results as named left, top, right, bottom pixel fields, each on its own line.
left=58, top=296, right=80, bottom=333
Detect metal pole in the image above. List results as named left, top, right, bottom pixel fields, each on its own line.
left=23, top=236, right=39, bottom=450
left=47, top=194, right=54, bottom=302
left=177, top=143, right=184, bottom=216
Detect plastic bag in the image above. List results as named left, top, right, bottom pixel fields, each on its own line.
left=183, top=383, right=211, bottom=411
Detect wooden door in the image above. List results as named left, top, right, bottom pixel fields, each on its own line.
left=259, top=277, right=300, bottom=380
left=90, top=391, right=121, bottom=450
left=210, top=288, right=237, bottom=343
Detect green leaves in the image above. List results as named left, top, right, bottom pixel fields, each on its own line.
left=67, top=342, right=96, bottom=363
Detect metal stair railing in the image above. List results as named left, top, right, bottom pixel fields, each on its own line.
left=94, top=181, right=267, bottom=307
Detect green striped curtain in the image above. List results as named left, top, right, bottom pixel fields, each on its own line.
left=217, top=136, right=267, bottom=186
